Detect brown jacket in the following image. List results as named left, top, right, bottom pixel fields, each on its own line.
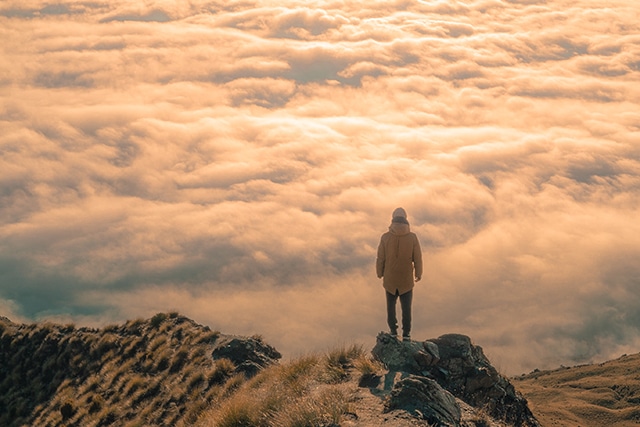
left=376, top=222, right=423, bottom=295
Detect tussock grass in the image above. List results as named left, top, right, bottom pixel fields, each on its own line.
left=324, top=343, right=366, bottom=383
left=150, top=313, right=169, bottom=329
left=125, top=375, right=146, bottom=396
left=189, top=372, right=206, bottom=391
left=354, top=353, right=385, bottom=377
left=88, top=394, right=104, bottom=414
left=271, top=387, right=350, bottom=427
left=209, top=358, right=236, bottom=386
left=197, top=347, right=362, bottom=427
left=517, top=352, right=640, bottom=427
left=149, top=335, right=168, bottom=352
left=170, top=349, right=190, bottom=373
left=155, top=350, right=172, bottom=371
left=1, top=313, right=226, bottom=427
left=468, top=408, right=492, bottom=427
left=198, top=329, right=221, bottom=344
left=3, top=314, right=367, bottom=427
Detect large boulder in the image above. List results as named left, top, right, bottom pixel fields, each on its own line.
left=386, top=375, right=461, bottom=427
left=430, top=334, right=538, bottom=427
left=372, top=331, right=440, bottom=373
left=372, top=332, right=540, bottom=427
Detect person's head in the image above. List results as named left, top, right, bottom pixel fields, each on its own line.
left=392, top=207, right=409, bottom=224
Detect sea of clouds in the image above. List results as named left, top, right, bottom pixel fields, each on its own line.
left=1, top=0, right=639, bottom=374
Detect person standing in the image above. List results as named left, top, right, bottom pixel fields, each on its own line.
left=376, top=207, right=423, bottom=341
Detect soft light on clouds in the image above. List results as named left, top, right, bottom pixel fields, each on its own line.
left=1, top=0, right=639, bottom=374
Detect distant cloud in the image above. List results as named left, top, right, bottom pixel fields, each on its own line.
left=1, top=0, right=639, bottom=374
left=100, top=9, right=172, bottom=23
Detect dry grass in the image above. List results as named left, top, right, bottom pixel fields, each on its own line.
left=196, top=347, right=363, bottom=427
left=0, top=313, right=227, bottom=427
left=209, top=358, right=237, bottom=386
left=324, top=343, right=366, bottom=383
left=515, top=353, right=640, bottom=427
left=269, top=387, right=350, bottom=427
left=354, top=352, right=385, bottom=377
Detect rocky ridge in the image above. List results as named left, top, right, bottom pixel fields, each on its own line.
left=1, top=314, right=539, bottom=427
left=370, top=332, right=540, bottom=427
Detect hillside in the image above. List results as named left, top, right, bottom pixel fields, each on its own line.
left=515, top=353, right=640, bottom=427
left=0, top=313, right=280, bottom=427
left=1, top=314, right=540, bottom=426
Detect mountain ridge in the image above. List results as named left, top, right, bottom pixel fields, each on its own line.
left=0, top=313, right=280, bottom=427
left=2, top=313, right=637, bottom=426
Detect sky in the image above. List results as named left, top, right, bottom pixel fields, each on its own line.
left=1, top=0, right=639, bottom=375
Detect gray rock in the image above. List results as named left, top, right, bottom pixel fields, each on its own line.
left=211, top=335, right=281, bottom=377
left=385, top=375, right=461, bottom=427
left=429, top=334, right=539, bottom=426
left=372, top=332, right=541, bottom=427
left=372, top=332, right=440, bottom=373
left=424, top=340, right=440, bottom=361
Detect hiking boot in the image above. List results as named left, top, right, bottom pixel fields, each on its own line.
left=402, top=335, right=411, bottom=342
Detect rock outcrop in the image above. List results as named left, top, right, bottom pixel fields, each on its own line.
left=372, top=332, right=540, bottom=427
left=386, top=375, right=461, bottom=426
left=1, top=313, right=539, bottom=427
left=212, top=335, right=281, bottom=377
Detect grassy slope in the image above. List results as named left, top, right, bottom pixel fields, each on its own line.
left=514, top=353, right=640, bottom=427
left=1, top=314, right=373, bottom=427
left=195, top=344, right=371, bottom=427
left=0, top=313, right=226, bottom=427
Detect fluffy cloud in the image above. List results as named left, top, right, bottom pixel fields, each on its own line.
left=1, top=0, right=639, bottom=374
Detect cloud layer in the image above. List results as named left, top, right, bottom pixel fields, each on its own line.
left=1, top=0, right=639, bottom=373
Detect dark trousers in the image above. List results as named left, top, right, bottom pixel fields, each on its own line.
left=386, top=290, right=413, bottom=337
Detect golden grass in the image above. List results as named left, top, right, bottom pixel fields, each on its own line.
left=324, top=343, right=366, bottom=383
left=1, top=313, right=227, bottom=427
left=209, top=358, right=237, bottom=386
left=354, top=352, right=385, bottom=377
left=516, top=353, right=640, bottom=427
left=196, top=347, right=363, bottom=427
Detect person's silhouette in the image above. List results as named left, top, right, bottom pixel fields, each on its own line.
left=376, top=207, right=422, bottom=341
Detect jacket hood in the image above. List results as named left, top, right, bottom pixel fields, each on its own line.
left=389, top=222, right=410, bottom=236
